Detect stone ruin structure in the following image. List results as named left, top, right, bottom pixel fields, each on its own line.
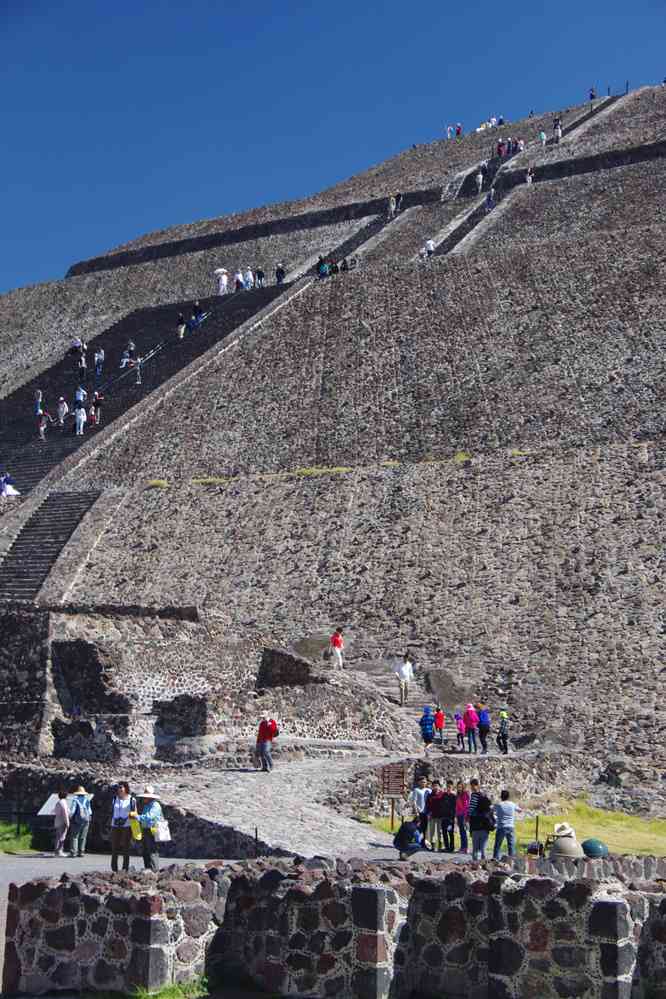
left=4, top=858, right=666, bottom=998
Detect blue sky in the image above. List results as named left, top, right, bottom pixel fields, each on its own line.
left=1, top=1, right=663, bottom=294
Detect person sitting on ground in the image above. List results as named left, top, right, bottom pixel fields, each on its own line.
left=419, top=705, right=435, bottom=754
left=275, top=264, right=286, bottom=285
left=394, top=813, right=424, bottom=861
left=492, top=789, right=521, bottom=859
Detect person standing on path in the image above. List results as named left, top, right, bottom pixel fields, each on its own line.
left=455, top=780, right=470, bottom=854
left=215, top=268, right=229, bottom=295
left=407, top=774, right=431, bottom=840
left=463, top=703, right=479, bottom=753
left=56, top=397, right=69, bottom=429
left=493, top=789, right=521, bottom=859
left=130, top=786, right=163, bottom=873
left=418, top=705, right=435, bottom=754
left=475, top=168, right=484, bottom=194
left=496, top=710, right=510, bottom=754
left=394, top=653, right=414, bottom=706
left=75, top=402, right=87, bottom=436
left=477, top=703, right=491, bottom=754
left=256, top=716, right=279, bottom=772
left=387, top=194, right=396, bottom=219
left=94, top=348, right=105, bottom=380
left=441, top=780, right=457, bottom=853
left=275, top=264, right=286, bottom=285
left=68, top=785, right=92, bottom=858
left=539, top=129, right=547, bottom=147
left=329, top=627, right=344, bottom=668
left=110, top=782, right=136, bottom=873
left=454, top=712, right=465, bottom=751
left=468, top=778, right=494, bottom=860
left=434, top=706, right=445, bottom=745
left=425, top=780, right=446, bottom=851
left=53, top=789, right=69, bottom=857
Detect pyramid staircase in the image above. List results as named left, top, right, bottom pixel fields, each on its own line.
left=0, top=491, right=100, bottom=601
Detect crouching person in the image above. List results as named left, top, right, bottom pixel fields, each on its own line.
left=393, top=813, right=424, bottom=861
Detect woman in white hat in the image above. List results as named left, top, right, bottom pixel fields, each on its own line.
left=214, top=268, right=228, bottom=295
left=129, top=786, right=163, bottom=872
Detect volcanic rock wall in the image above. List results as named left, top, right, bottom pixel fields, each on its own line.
left=0, top=607, right=51, bottom=756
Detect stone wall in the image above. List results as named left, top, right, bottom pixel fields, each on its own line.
left=0, top=607, right=51, bottom=757
left=256, top=648, right=329, bottom=689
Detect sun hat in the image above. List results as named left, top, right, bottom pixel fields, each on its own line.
left=73, top=785, right=86, bottom=794
left=553, top=822, right=576, bottom=838
left=141, top=785, right=159, bottom=799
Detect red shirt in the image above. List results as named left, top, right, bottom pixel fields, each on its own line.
left=257, top=719, right=278, bottom=742
left=434, top=710, right=445, bottom=730
left=330, top=632, right=343, bottom=649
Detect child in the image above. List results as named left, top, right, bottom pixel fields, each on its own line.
left=419, top=706, right=435, bottom=754
left=434, top=706, right=445, bottom=745
left=454, top=712, right=465, bottom=751
left=497, top=711, right=510, bottom=754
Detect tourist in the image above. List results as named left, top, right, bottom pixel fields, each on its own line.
left=455, top=779, right=470, bottom=853
left=454, top=712, right=465, bottom=751
left=68, top=785, right=92, bottom=858
left=434, top=705, right=445, bottom=745
left=127, top=339, right=136, bottom=360
left=393, top=813, right=424, bottom=860
left=394, top=652, right=414, bottom=706
left=419, top=705, right=435, bottom=754
left=589, top=86, right=596, bottom=103
left=75, top=402, right=87, bottom=436
left=75, top=384, right=87, bottom=404
left=475, top=169, right=484, bottom=194
left=388, top=194, right=396, bottom=219
left=539, top=129, right=547, bottom=147
left=422, top=238, right=435, bottom=258
left=130, top=786, right=163, bottom=873
left=88, top=400, right=97, bottom=428
left=395, top=192, right=403, bottom=213
left=407, top=774, right=431, bottom=839
left=441, top=780, right=457, bottom=852
left=38, top=409, right=54, bottom=441
left=468, top=778, right=494, bottom=860
left=525, top=167, right=534, bottom=186
left=53, top=789, right=69, bottom=857
left=477, top=703, right=491, bottom=754
left=94, top=347, right=105, bottom=380
left=275, top=264, right=286, bottom=285
left=234, top=269, right=244, bottom=292
left=69, top=336, right=83, bottom=356
left=340, top=258, right=349, bottom=273
left=214, top=267, right=229, bottom=295
left=463, top=703, right=479, bottom=753
left=34, top=389, right=43, bottom=416
left=243, top=266, right=254, bottom=290
left=446, top=125, right=454, bottom=139
left=110, top=781, right=136, bottom=873
left=484, top=188, right=496, bottom=213
left=553, top=116, right=562, bottom=143
left=493, top=789, right=521, bottom=859
left=0, top=473, right=20, bottom=499
left=77, top=352, right=87, bottom=380
left=496, top=710, right=510, bottom=754
left=455, top=123, right=462, bottom=137
left=255, top=267, right=266, bottom=288
left=119, top=349, right=132, bottom=369
left=425, top=779, right=446, bottom=851
left=329, top=627, right=344, bottom=668
left=256, top=715, right=279, bottom=772
left=177, top=313, right=187, bottom=340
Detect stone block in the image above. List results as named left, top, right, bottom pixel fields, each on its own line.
left=488, top=936, right=525, bottom=976
left=436, top=907, right=466, bottom=944
left=352, top=966, right=391, bottom=999
left=44, top=924, right=76, bottom=951
left=588, top=900, right=631, bottom=940
left=554, top=974, right=595, bottom=997
left=352, top=886, right=385, bottom=931
left=599, top=941, right=636, bottom=977
left=356, top=933, right=387, bottom=964
left=127, top=945, right=171, bottom=991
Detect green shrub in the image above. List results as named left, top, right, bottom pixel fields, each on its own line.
left=146, top=479, right=169, bottom=489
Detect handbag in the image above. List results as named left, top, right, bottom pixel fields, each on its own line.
left=153, top=819, right=171, bottom=843
left=129, top=817, right=142, bottom=842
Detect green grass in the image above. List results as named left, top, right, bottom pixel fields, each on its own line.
left=190, top=476, right=230, bottom=486
left=0, top=821, right=34, bottom=854
left=87, top=976, right=209, bottom=999
left=453, top=451, right=473, bottom=463
left=146, top=479, right=169, bottom=489
left=372, top=799, right=666, bottom=856
left=289, top=465, right=354, bottom=478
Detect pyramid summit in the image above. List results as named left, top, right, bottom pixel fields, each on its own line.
left=0, top=83, right=665, bottom=861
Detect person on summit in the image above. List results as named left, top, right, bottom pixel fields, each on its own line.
left=387, top=194, right=397, bottom=219
left=329, top=627, right=344, bottom=668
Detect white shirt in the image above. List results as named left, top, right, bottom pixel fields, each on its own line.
left=95, top=349, right=104, bottom=363
left=75, top=387, right=87, bottom=402
left=425, top=239, right=435, bottom=253
left=243, top=269, right=254, bottom=286
left=408, top=787, right=430, bottom=812
left=76, top=407, right=87, bottom=424
left=112, top=795, right=133, bottom=827
left=395, top=660, right=414, bottom=682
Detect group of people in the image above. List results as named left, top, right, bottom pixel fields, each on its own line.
left=445, top=123, right=464, bottom=138
left=395, top=775, right=521, bottom=861
left=52, top=783, right=165, bottom=873
left=213, top=264, right=287, bottom=295
left=316, top=255, right=357, bottom=279
left=35, top=381, right=106, bottom=442
left=419, top=704, right=510, bottom=755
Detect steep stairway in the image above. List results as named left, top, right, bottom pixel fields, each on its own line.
left=0, top=491, right=100, bottom=601
left=353, top=657, right=435, bottom=744
left=0, top=285, right=283, bottom=494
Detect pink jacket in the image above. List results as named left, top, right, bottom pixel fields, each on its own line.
left=455, top=717, right=465, bottom=735
left=455, top=792, right=470, bottom=818
left=463, top=708, right=479, bottom=731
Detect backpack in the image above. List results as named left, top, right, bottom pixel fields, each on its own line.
left=71, top=796, right=92, bottom=828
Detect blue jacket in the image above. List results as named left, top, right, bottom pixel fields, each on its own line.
left=419, top=712, right=435, bottom=737
left=137, top=800, right=163, bottom=828
left=478, top=708, right=491, bottom=728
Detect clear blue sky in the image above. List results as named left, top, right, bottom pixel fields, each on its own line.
left=1, top=1, right=663, bottom=294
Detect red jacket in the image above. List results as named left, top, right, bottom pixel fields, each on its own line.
left=257, top=719, right=278, bottom=742
left=434, top=710, right=445, bottom=730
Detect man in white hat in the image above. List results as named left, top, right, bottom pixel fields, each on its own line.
left=214, top=268, right=228, bottom=295
left=130, top=786, right=164, bottom=872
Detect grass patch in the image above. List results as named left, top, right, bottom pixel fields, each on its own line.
left=371, top=800, right=666, bottom=855
left=0, top=820, right=35, bottom=854
left=453, top=451, right=473, bottom=463
left=381, top=460, right=400, bottom=468
left=289, top=466, right=354, bottom=478
left=509, top=449, right=531, bottom=457
left=191, top=476, right=231, bottom=486
left=146, top=479, right=169, bottom=489
left=88, top=976, right=209, bottom=999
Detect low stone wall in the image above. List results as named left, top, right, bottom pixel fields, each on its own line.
left=0, top=608, right=51, bottom=756
left=4, top=861, right=666, bottom=997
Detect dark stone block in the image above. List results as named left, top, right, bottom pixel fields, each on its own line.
left=421, top=898, right=440, bottom=917
left=352, top=886, right=385, bottom=930
left=296, top=972, right=318, bottom=993
left=529, top=958, right=551, bottom=972
left=93, top=959, right=118, bottom=986
left=308, top=930, right=327, bottom=955
left=131, top=918, right=169, bottom=946
left=600, top=982, right=633, bottom=999
left=544, top=899, right=567, bottom=919
left=528, top=921, right=550, bottom=952
left=394, top=947, right=405, bottom=967
left=91, top=916, right=109, bottom=937
left=62, top=900, right=80, bottom=918
left=445, top=871, right=468, bottom=900
left=352, top=967, right=390, bottom=999
left=265, top=934, right=282, bottom=957
left=247, top=906, right=269, bottom=932
left=44, top=924, right=76, bottom=951
left=504, top=888, right=525, bottom=909
left=318, top=953, right=337, bottom=974
left=114, top=916, right=130, bottom=937
left=77, top=918, right=87, bottom=937
left=599, top=941, right=636, bottom=978
left=5, top=904, right=18, bottom=938
left=488, top=873, right=510, bottom=894
left=465, top=895, right=485, bottom=918
left=423, top=943, right=443, bottom=968
left=487, top=977, right=513, bottom=999
left=507, top=912, right=520, bottom=935
left=332, top=929, right=353, bottom=950
left=325, top=975, right=347, bottom=995
left=289, top=931, right=308, bottom=950
left=323, top=901, right=348, bottom=927
left=487, top=898, right=506, bottom=933
left=287, top=952, right=312, bottom=972
left=19, top=881, right=50, bottom=906
left=84, top=896, right=100, bottom=914
left=38, top=953, right=55, bottom=973
left=298, top=907, right=321, bottom=932
left=2, top=941, right=20, bottom=993
left=554, top=974, right=594, bottom=997
left=107, top=895, right=132, bottom=915
left=436, top=907, right=466, bottom=944
left=588, top=900, right=631, bottom=940
left=447, top=941, right=472, bottom=965
left=554, top=923, right=577, bottom=941
left=553, top=945, right=588, bottom=970
left=523, top=899, right=540, bottom=922
left=104, top=937, right=128, bottom=961
left=127, top=946, right=170, bottom=991
left=182, top=903, right=212, bottom=938
left=136, top=895, right=163, bottom=916
left=52, top=961, right=78, bottom=988
left=525, top=878, right=560, bottom=900
left=488, top=937, right=524, bottom=976
left=259, top=868, right=287, bottom=892
left=559, top=879, right=596, bottom=910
